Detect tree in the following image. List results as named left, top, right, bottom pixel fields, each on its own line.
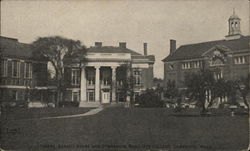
left=31, top=36, right=87, bottom=106
left=237, top=75, right=250, bottom=110
left=135, top=89, right=165, bottom=108
left=117, top=63, right=135, bottom=107
left=184, top=69, right=215, bottom=113
left=164, top=80, right=178, bottom=101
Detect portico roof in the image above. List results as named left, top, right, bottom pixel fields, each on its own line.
left=87, top=46, right=142, bottom=56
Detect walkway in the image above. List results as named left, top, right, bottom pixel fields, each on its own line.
left=38, top=107, right=103, bottom=120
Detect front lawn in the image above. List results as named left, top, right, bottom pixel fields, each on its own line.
left=0, top=107, right=94, bottom=120
left=1, top=108, right=249, bottom=151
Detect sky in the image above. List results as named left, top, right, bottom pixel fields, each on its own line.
left=1, top=0, right=249, bottom=78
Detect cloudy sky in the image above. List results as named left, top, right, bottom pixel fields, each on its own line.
left=1, top=0, right=249, bottom=78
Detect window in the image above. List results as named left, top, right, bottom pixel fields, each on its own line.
left=234, top=56, right=246, bottom=64
left=135, top=76, right=141, bottom=86
left=71, top=69, right=80, bottom=85
left=134, top=69, right=141, bottom=86
left=193, top=61, right=202, bottom=68
left=1, top=60, right=8, bottom=77
left=87, top=70, right=95, bottom=86
left=214, top=70, right=223, bottom=80
left=169, top=64, right=174, bottom=70
left=24, top=62, right=32, bottom=78
left=12, top=90, right=18, bottom=100
left=102, top=70, right=111, bottom=85
left=72, top=91, right=79, bottom=102
left=12, top=60, right=20, bottom=77
left=182, top=62, right=191, bottom=69
left=87, top=91, right=95, bottom=102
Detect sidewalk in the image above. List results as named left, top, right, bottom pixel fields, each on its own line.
left=39, top=107, right=104, bottom=120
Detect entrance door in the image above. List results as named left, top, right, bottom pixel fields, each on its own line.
left=102, top=92, right=110, bottom=103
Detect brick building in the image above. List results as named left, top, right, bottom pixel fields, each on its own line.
left=0, top=36, right=49, bottom=106
left=162, top=12, right=249, bottom=104
left=64, top=42, right=155, bottom=107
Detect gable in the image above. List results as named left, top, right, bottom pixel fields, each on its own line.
left=162, top=35, right=250, bottom=62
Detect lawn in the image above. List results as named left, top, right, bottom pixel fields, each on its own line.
left=0, top=107, right=249, bottom=151
left=0, top=107, right=94, bottom=120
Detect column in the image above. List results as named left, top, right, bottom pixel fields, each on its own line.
left=111, top=66, right=117, bottom=102
left=95, top=66, right=100, bottom=102
left=80, top=67, right=87, bottom=102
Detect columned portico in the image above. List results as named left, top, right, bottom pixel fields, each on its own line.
left=111, top=66, right=117, bottom=102
left=95, top=66, right=100, bottom=102
left=80, top=67, right=87, bottom=102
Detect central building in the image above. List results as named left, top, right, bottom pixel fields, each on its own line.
left=64, top=42, right=155, bottom=107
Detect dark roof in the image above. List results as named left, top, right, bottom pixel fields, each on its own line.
left=162, top=35, right=250, bottom=62
left=87, top=46, right=142, bottom=56
left=0, top=36, right=33, bottom=59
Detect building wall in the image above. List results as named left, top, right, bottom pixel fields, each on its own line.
left=0, top=57, right=48, bottom=102
left=164, top=53, right=250, bottom=89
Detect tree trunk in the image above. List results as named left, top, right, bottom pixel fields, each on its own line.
left=243, top=96, right=249, bottom=110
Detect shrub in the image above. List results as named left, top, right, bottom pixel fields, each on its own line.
left=135, top=89, right=165, bottom=108
left=58, top=101, right=79, bottom=107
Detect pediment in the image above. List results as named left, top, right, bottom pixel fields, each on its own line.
left=202, top=45, right=231, bottom=66
left=202, top=45, right=231, bottom=58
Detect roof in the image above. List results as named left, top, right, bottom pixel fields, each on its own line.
left=0, top=36, right=33, bottom=59
left=87, top=46, right=142, bottom=56
left=229, top=11, right=240, bottom=20
left=162, top=35, right=250, bottom=62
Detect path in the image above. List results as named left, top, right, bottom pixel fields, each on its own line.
left=39, top=107, right=104, bottom=120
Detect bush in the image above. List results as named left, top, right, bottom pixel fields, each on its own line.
left=58, top=101, right=79, bottom=107
left=135, top=89, right=165, bottom=108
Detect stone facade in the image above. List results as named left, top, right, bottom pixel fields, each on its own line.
left=64, top=42, right=155, bottom=107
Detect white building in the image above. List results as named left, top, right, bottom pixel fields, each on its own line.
left=64, top=42, right=155, bottom=107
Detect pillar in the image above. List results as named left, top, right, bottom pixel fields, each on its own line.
left=80, top=67, right=87, bottom=102
left=111, top=66, right=117, bottom=102
left=95, top=66, right=100, bottom=102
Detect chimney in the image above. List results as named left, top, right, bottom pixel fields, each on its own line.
left=170, top=39, right=176, bottom=54
left=119, top=42, right=126, bottom=48
left=95, top=42, right=102, bottom=47
left=143, top=43, right=147, bottom=56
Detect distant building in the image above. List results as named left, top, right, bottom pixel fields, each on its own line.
left=162, top=11, right=249, bottom=104
left=64, top=42, right=155, bottom=107
left=0, top=36, right=49, bottom=105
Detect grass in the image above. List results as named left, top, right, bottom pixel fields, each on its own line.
left=0, top=107, right=94, bottom=120
left=0, top=107, right=249, bottom=151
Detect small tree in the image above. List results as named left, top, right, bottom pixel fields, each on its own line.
left=117, top=63, right=135, bottom=107
left=32, top=36, right=87, bottom=107
left=164, top=80, right=178, bottom=101
left=184, top=69, right=215, bottom=113
left=135, top=89, right=165, bottom=108
left=237, top=75, right=250, bottom=110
